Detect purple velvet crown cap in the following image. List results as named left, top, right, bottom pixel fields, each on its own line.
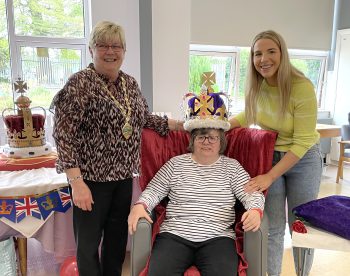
left=293, top=195, right=350, bottom=240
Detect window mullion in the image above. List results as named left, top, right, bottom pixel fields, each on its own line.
left=6, top=0, right=20, bottom=91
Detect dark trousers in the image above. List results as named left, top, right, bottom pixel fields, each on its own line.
left=148, top=232, right=238, bottom=276
left=72, top=178, right=133, bottom=276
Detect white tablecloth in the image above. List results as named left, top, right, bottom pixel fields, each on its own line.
left=0, top=167, right=67, bottom=196
left=0, top=168, right=68, bottom=237
left=292, top=225, right=350, bottom=252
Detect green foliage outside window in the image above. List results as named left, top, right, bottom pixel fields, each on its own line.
left=0, top=0, right=85, bottom=111
left=189, top=55, right=232, bottom=94
left=13, top=0, right=84, bottom=38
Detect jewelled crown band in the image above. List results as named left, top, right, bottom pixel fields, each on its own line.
left=183, top=84, right=231, bottom=132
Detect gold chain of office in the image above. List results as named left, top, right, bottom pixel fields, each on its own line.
left=88, top=68, right=133, bottom=139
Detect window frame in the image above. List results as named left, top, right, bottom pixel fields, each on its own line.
left=189, top=44, right=239, bottom=115
left=4, top=0, right=91, bottom=106
left=189, top=44, right=328, bottom=114
left=289, top=49, right=328, bottom=110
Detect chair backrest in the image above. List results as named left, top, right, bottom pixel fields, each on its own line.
left=341, top=125, right=350, bottom=150
left=139, top=127, right=277, bottom=276
left=140, top=127, right=277, bottom=191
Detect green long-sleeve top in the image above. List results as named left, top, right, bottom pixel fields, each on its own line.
left=236, top=78, right=320, bottom=158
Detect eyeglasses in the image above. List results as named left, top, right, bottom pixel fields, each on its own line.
left=95, top=44, right=124, bottom=52
left=195, top=135, right=219, bottom=144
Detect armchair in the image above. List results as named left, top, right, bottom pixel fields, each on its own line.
left=131, top=127, right=277, bottom=276
left=336, top=125, right=350, bottom=183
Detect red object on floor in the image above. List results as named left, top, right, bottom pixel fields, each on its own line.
left=60, top=256, right=79, bottom=276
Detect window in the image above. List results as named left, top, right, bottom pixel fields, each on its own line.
left=289, top=49, right=328, bottom=109
left=189, top=45, right=239, bottom=114
left=0, top=0, right=90, bottom=111
left=189, top=45, right=328, bottom=114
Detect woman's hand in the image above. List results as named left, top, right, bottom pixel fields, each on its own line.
left=168, top=119, right=185, bottom=131
left=71, top=180, right=94, bottom=211
left=244, top=173, right=274, bottom=193
left=128, top=204, right=153, bottom=235
left=229, top=117, right=241, bottom=129
left=241, top=209, right=261, bottom=232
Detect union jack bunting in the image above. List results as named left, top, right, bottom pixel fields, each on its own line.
left=15, top=197, right=42, bottom=222
left=57, top=186, right=72, bottom=212
left=36, top=191, right=61, bottom=220
left=0, top=199, right=16, bottom=222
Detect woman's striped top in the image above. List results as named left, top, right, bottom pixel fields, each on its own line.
left=138, top=153, right=264, bottom=242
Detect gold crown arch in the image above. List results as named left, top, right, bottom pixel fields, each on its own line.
left=2, top=78, right=46, bottom=148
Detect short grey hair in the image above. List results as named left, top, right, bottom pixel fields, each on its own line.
left=89, top=21, right=126, bottom=50
left=188, top=128, right=227, bottom=154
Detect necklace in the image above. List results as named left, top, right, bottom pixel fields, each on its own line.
left=88, top=68, right=133, bottom=139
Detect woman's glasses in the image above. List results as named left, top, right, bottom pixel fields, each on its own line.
left=95, top=44, right=124, bottom=52
left=195, top=135, right=219, bottom=144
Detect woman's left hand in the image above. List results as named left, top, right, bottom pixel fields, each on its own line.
left=244, top=173, right=274, bottom=193
left=241, top=209, right=261, bottom=232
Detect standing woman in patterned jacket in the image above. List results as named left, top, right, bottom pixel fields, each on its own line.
left=229, top=30, right=322, bottom=276
left=50, top=21, right=180, bottom=276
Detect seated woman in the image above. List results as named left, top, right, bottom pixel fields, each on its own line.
left=128, top=88, right=265, bottom=276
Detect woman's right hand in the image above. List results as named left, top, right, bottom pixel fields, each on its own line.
left=71, top=180, right=94, bottom=211
left=128, top=204, right=153, bottom=235
left=229, top=117, right=241, bottom=129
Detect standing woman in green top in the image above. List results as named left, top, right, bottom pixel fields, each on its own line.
left=229, top=30, right=322, bottom=276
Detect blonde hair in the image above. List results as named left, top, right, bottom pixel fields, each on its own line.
left=245, top=30, right=308, bottom=125
left=89, top=21, right=126, bottom=50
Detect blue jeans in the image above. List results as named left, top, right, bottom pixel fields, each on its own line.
left=265, top=144, right=323, bottom=276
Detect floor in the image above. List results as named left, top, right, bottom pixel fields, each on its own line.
left=280, top=163, right=350, bottom=276
left=16, top=164, right=350, bottom=276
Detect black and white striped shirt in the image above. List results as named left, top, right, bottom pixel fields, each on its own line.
left=138, top=154, right=264, bottom=242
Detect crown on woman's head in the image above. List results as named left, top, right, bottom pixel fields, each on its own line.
left=183, top=84, right=230, bottom=132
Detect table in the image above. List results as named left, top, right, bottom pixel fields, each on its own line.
left=0, top=168, right=76, bottom=275
left=292, top=224, right=350, bottom=276
left=316, top=123, right=341, bottom=138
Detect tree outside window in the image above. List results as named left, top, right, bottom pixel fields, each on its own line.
left=0, top=0, right=89, bottom=111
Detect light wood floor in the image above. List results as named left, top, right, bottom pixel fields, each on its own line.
left=281, top=164, right=350, bottom=276
left=122, top=164, right=350, bottom=276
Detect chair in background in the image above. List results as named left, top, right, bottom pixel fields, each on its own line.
left=317, top=118, right=333, bottom=164
left=131, top=127, right=277, bottom=276
left=336, top=124, right=350, bottom=183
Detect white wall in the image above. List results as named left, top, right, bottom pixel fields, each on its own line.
left=332, top=29, right=350, bottom=125
left=151, top=0, right=191, bottom=119
left=89, top=0, right=336, bottom=119
left=191, top=0, right=334, bottom=50
left=90, top=0, right=141, bottom=83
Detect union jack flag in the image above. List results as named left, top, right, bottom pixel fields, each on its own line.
left=57, top=186, right=72, bottom=212
left=15, top=197, right=42, bottom=222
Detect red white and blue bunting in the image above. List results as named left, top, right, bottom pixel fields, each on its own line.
left=0, top=186, right=72, bottom=223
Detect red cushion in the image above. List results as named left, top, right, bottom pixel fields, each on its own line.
left=139, top=128, right=277, bottom=276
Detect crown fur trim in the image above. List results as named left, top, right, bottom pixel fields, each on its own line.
left=184, top=118, right=230, bottom=132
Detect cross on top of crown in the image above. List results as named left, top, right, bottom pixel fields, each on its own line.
left=13, top=78, right=28, bottom=95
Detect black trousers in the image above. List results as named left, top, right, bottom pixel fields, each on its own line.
left=148, top=232, right=238, bottom=276
left=72, top=178, right=133, bottom=276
